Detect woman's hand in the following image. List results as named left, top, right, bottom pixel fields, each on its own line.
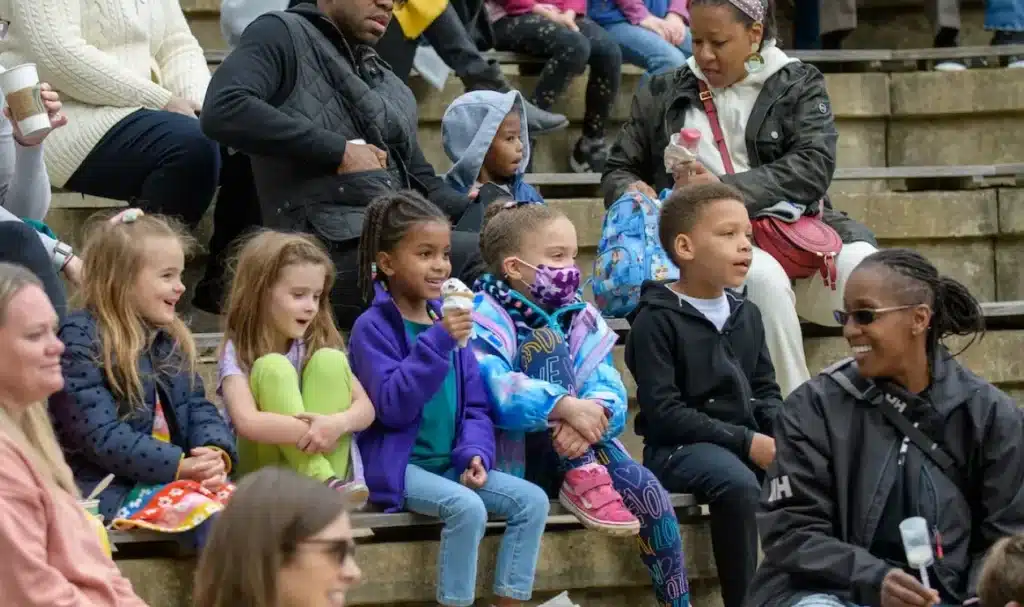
left=7, top=83, right=67, bottom=147
left=640, top=15, right=669, bottom=41
left=552, top=422, right=590, bottom=459
left=460, top=456, right=488, bottom=489
left=880, top=569, right=940, bottom=607
left=533, top=4, right=578, bottom=31
left=164, top=95, right=197, bottom=118
left=626, top=180, right=659, bottom=200
left=560, top=9, right=580, bottom=31
left=295, top=412, right=349, bottom=454
left=673, top=161, right=720, bottom=189
left=663, top=12, right=688, bottom=46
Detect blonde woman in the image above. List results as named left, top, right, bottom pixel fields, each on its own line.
left=194, top=466, right=362, bottom=607
left=0, top=262, right=146, bottom=606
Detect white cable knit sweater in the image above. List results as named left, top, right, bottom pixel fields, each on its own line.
left=0, top=0, right=211, bottom=187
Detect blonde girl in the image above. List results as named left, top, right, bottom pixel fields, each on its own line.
left=49, top=211, right=237, bottom=545
left=0, top=262, right=146, bottom=605
left=219, top=231, right=374, bottom=507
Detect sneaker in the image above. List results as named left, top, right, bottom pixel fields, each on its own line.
left=325, top=477, right=370, bottom=510
left=558, top=463, right=640, bottom=536
left=570, top=136, right=609, bottom=174
left=523, top=100, right=569, bottom=135
left=992, top=30, right=1024, bottom=68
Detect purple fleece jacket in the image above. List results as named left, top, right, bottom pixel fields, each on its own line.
left=349, top=283, right=497, bottom=513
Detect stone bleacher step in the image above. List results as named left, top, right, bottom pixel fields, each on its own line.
left=47, top=184, right=1024, bottom=303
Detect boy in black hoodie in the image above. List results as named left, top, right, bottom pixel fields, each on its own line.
left=625, top=182, right=783, bottom=607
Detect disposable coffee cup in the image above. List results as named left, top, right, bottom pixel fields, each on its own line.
left=0, top=64, right=50, bottom=140
left=79, top=498, right=100, bottom=518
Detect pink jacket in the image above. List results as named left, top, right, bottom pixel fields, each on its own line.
left=489, top=0, right=687, bottom=24
left=0, top=432, right=147, bottom=606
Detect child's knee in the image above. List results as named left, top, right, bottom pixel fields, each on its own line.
left=444, top=490, right=489, bottom=529
left=558, top=34, right=592, bottom=74
left=518, top=479, right=552, bottom=522
left=307, top=347, right=351, bottom=371
left=251, top=353, right=299, bottom=383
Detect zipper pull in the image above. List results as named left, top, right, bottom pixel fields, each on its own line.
left=933, top=526, right=944, bottom=560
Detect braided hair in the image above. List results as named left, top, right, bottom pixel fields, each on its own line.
left=690, top=0, right=778, bottom=47
left=356, top=190, right=449, bottom=302
left=855, top=248, right=985, bottom=357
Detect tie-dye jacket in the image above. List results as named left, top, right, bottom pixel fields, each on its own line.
left=470, top=274, right=626, bottom=476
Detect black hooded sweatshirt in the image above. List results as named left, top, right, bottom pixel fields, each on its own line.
left=624, top=281, right=783, bottom=465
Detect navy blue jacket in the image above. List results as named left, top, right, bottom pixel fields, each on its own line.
left=48, top=310, right=237, bottom=520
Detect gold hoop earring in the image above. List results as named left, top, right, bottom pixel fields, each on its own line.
left=744, top=41, right=765, bottom=74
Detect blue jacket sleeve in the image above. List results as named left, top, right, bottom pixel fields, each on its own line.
left=578, top=351, right=628, bottom=440
left=471, top=334, right=568, bottom=432
left=50, top=320, right=183, bottom=485
left=451, top=353, right=496, bottom=472
left=349, top=315, right=458, bottom=431
left=183, top=374, right=238, bottom=469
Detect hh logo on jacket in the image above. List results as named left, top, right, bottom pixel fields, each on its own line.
left=767, top=475, right=793, bottom=503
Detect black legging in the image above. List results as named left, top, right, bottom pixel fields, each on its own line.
left=491, top=14, right=622, bottom=138
left=0, top=222, right=67, bottom=321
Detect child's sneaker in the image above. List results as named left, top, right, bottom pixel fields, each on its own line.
left=325, top=477, right=369, bottom=510
left=570, top=136, right=609, bottom=174
left=558, top=463, right=640, bottom=536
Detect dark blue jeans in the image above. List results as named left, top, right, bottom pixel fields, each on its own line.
left=646, top=442, right=762, bottom=607
left=0, top=222, right=66, bottom=321
left=65, top=109, right=261, bottom=311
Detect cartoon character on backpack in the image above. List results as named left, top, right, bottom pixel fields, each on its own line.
left=592, top=190, right=678, bottom=318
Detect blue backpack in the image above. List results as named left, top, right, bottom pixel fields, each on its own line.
left=592, top=190, right=678, bottom=318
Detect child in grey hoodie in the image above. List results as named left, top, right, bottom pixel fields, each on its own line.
left=441, top=90, right=543, bottom=204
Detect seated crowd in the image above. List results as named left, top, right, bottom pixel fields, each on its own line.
left=1, top=0, right=1024, bottom=607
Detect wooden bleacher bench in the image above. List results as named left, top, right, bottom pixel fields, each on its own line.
left=108, top=493, right=702, bottom=550
left=205, top=45, right=1024, bottom=69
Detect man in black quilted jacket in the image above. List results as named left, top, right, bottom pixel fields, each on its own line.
left=202, top=0, right=488, bottom=328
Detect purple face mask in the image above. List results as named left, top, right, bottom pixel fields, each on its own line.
left=517, top=259, right=581, bottom=309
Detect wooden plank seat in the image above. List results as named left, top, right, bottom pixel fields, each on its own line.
left=107, top=493, right=701, bottom=549
left=204, top=45, right=1024, bottom=69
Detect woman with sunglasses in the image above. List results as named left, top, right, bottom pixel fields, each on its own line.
left=193, top=467, right=362, bottom=607
left=747, top=248, right=1024, bottom=607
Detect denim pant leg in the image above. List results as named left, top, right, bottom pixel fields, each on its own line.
left=649, top=443, right=761, bottom=607
left=596, top=440, right=690, bottom=607
left=604, top=21, right=688, bottom=79
left=792, top=595, right=857, bottom=607
left=404, top=464, right=489, bottom=606
left=986, top=0, right=1024, bottom=31
left=475, top=469, right=550, bottom=601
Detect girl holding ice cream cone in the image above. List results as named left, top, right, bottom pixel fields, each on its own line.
left=348, top=190, right=549, bottom=607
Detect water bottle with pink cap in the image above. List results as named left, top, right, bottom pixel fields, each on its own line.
left=664, top=127, right=701, bottom=173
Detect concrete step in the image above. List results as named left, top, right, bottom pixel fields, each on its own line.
left=47, top=186, right=1024, bottom=302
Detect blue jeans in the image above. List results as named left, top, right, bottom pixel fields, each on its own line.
left=604, top=21, right=691, bottom=80
left=792, top=592, right=957, bottom=607
left=403, top=464, right=550, bottom=606
left=987, top=0, right=1024, bottom=31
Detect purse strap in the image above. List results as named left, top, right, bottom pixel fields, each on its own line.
left=696, top=80, right=736, bottom=176
left=828, top=367, right=956, bottom=475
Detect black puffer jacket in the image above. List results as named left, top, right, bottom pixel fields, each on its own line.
left=747, top=352, right=1024, bottom=607
left=202, top=3, right=469, bottom=238
left=601, top=61, right=875, bottom=245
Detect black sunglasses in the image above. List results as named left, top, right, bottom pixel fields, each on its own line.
left=833, top=305, right=917, bottom=326
left=301, top=538, right=357, bottom=563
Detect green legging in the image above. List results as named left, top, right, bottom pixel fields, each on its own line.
left=241, top=347, right=353, bottom=481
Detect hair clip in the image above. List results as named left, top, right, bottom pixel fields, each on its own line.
left=117, top=209, right=143, bottom=224
left=370, top=262, right=377, bottom=279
